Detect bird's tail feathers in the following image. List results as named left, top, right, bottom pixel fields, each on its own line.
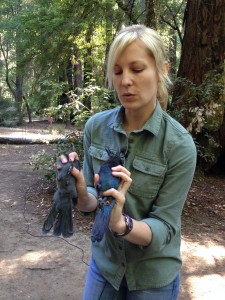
left=53, top=204, right=74, bottom=238
left=42, top=204, right=58, bottom=234
left=91, top=197, right=115, bottom=242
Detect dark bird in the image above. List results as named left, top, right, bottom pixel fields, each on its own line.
left=42, top=156, right=80, bottom=238
left=91, top=148, right=123, bottom=242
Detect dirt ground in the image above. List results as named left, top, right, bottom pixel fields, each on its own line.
left=0, top=121, right=225, bottom=300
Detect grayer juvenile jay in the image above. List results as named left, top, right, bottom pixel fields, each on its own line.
left=42, top=156, right=80, bottom=238
left=91, top=149, right=123, bottom=242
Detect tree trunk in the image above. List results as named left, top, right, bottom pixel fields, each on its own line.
left=176, top=0, right=224, bottom=83
left=168, top=29, right=177, bottom=83
left=0, top=59, right=3, bottom=98
left=66, top=59, right=74, bottom=91
left=23, top=96, right=32, bottom=123
left=172, top=0, right=225, bottom=173
left=144, top=0, right=160, bottom=29
left=83, top=28, right=93, bottom=109
left=73, top=57, right=83, bottom=95
left=15, top=72, right=23, bottom=124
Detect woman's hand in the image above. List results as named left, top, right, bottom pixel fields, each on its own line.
left=102, top=165, right=132, bottom=233
left=60, top=151, right=79, bottom=163
left=60, top=152, right=84, bottom=185
left=60, top=152, right=98, bottom=212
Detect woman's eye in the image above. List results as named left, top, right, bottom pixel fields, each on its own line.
left=133, top=69, right=143, bottom=73
left=114, top=70, right=122, bottom=75
left=113, top=67, right=144, bottom=75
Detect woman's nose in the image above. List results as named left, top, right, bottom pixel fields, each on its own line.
left=121, top=72, right=132, bottom=86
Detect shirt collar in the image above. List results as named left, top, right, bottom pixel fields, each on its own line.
left=142, top=101, right=163, bottom=136
left=110, top=101, right=163, bottom=136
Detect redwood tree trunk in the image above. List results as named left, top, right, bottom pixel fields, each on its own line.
left=172, top=0, right=225, bottom=172
left=176, top=0, right=224, bottom=83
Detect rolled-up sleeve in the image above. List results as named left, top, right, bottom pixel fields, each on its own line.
left=142, top=132, right=197, bottom=252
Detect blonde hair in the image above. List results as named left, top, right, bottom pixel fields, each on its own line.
left=106, top=24, right=171, bottom=110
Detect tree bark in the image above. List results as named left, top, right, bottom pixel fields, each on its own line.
left=144, top=0, right=160, bottom=29
left=172, top=0, right=225, bottom=172
left=168, top=29, right=177, bottom=83
left=23, top=96, right=32, bottom=123
left=73, top=57, right=82, bottom=95
left=176, top=0, right=224, bottom=84
left=14, top=72, right=23, bottom=124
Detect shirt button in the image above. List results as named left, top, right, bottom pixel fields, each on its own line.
left=119, top=246, right=123, bottom=250
left=121, top=262, right=126, bottom=267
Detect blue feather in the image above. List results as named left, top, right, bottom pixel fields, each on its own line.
left=91, top=197, right=115, bottom=242
left=91, top=148, right=123, bottom=242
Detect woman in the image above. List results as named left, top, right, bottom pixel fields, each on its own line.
left=67, top=24, right=196, bottom=299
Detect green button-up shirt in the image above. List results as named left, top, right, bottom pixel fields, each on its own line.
left=83, top=101, right=197, bottom=290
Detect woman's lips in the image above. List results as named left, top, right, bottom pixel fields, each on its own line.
left=122, top=93, right=135, bottom=97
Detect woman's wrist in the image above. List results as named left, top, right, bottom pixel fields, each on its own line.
left=110, top=213, right=133, bottom=237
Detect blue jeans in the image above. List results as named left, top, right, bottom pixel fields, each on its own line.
left=82, top=257, right=180, bottom=300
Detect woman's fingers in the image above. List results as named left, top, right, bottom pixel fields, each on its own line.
left=112, top=165, right=131, bottom=176
left=101, top=165, right=132, bottom=200
left=111, top=165, right=132, bottom=194
left=70, top=165, right=80, bottom=177
left=103, top=188, right=125, bottom=199
left=60, top=154, right=68, bottom=163
left=68, top=152, right=79, bottom=162
left=60, top=152, right=79, bottom=164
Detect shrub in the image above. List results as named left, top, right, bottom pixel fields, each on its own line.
left=29, top=130, right=83, bottom=182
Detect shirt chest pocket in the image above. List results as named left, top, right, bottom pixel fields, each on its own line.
left=129, top=156, right=167, bottom=199
left=89, top=146, right=110, bottom=174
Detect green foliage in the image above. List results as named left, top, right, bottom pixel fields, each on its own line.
left=0, top=0, right=124, bottom=116
left=173, top=69, right=224, bottom=134
left=43, top=85, right=117, bottom=126
left=29, top=129, right=84, bottom=181
left=159, top=0, right=186, bottom=42
left=0, top=97, right=19, bottom=126
left=0, top=0, right=187, bottom=122
left=78, top=85, right=117, bottom=115
left=29, top=80, right=68, bottom=114
left=29, top=83, right=117, bottom=181
left=171, top=68, right=224, bottom=170
left=30, top=149, right=55, bottom=181
left=195, top=133, right=221, bottom=172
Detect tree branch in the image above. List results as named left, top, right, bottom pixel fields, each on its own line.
left=115, top=0, right=138, bottom=24
left=167, top=5, right=183, bottom=45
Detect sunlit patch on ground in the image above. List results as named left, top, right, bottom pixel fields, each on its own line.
left=180, top=238, right=225, bottom=299
left=186, top=274, right=225, bottom=299
left=0, top=250, right=59, bottom=277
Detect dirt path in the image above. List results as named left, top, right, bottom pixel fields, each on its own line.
left=0, top=144, right=91, bottom=300
left=0, top=132, right=225, bottom=299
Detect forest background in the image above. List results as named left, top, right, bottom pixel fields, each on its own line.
left=0, top=0, right=224, bottom=174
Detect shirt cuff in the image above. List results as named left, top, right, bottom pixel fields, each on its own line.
left=142, top=217, right=170, bottom=252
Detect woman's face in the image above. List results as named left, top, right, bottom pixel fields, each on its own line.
left=113, top=40, right=159, bottom=114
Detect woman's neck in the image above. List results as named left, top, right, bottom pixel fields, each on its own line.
left=123, top=106, right=155, bottom=135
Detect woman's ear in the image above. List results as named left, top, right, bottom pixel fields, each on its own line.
left=163, top=61, right=170, bottom=76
